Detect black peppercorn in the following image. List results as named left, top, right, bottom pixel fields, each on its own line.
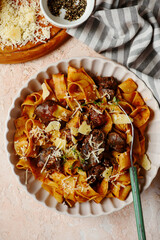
left=48, top=0, right=87, bottom=21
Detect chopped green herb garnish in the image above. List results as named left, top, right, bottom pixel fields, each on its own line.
left=93, top=100, right=103, bottom=106
left=61, top=154, right=67, bottom=164
left=72, top=148, right=81, bottom=158
left=72, top=148, right=81, bottom=157
left=69, top=165, right=74, bottom=170
left=81, top=103, right=86, bottom=106
left=75, top=166, right=82, bottom=170
left=80, top=158, right=86, bottom=164
left=62, top=154, right=67, bottom=160
left=113, top=96, right=120, bottom=105
left=72, top=148, right=77, bottom=154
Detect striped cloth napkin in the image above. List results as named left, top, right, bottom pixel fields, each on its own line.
left=67, top=0, right=160, bottom=104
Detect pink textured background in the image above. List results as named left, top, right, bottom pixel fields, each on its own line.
left=1, top=37, right=160, bottom=240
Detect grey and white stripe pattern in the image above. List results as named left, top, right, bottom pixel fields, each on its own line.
left=67, top=0, right=160, bottom=103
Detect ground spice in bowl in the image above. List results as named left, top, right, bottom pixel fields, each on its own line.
left=48, top=0, right=87, bottom=21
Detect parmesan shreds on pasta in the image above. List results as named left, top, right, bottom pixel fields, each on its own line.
left=14, top=65, right=151, bottom=207
left=40, top=155, right=50, bottom=173
left=91, top=106, right=103, bottom=115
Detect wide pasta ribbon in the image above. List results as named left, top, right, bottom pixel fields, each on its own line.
left=67, top=66, right=98, bottom=103
left=22, top=91, right=43, bottom=118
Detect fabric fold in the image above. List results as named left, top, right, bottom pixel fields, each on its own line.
left=67, top=0, right=160, bottom=103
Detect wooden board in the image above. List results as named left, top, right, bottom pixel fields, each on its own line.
left=0, top=0, right=69, bottom=64
left=0, top=29, right=69, bottom=64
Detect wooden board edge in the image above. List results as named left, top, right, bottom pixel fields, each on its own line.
left=0, top=29, right=69, bottom=64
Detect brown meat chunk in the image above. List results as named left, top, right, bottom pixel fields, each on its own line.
left=81, top=129, right=105, bottom=171
left=98, top=88, right=115, bottom=100
left=37, top=146, right=63, bottom=172
left=96, top=76, right=118, bottom=100
left=87, top=164, right=105, bottom=185
left=102, top=158, right=110, bottom=168
left=34, top=100, right=57, bottom=123
left=61, top=128, right=72, bottom=142
left=97, top=76, right=118, bottom=90
left=107, top=132, right=126, bottom=153
left=89, top=105, right=106, bottom=127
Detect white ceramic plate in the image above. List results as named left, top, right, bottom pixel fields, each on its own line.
left=5, top=57, right=160, bottom=217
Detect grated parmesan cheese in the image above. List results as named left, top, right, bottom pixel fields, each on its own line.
left=92, top=151, right=100, bottom=163
left=74, top=99, right=82, bottom=111
left=71, top=127, right=78, bottom=137
left=54, top=138, right=66, bottom=151
left=20, top=145, right=28, bottom=156
left=78, top=121, right=91, bottom=135
left=91, top=106, right=103, bottom=115
left=139, top=154, right=151, bottom=170
left=110, top=172, right=124, bottom=181
left=0, top=0, right=52, bottom=49
left=71, top=135, right=77, bottom=144
left=88, top=135, right=93, bottom=147
left=101, top=91, right=111, bottom=99
left=42, top=83, right=50, bottom=100
left=40, top=155, right=50, bottom=173
left=111, top=114, right=133, bottom=124
left=102, top=167, right=112, bottom=180
left=126, top=134, right=133, bottom=144
left=45, top=121, right=61, bottom=132
left=88, top=134, right=103, bottom=149
left=30, top=126, right=45, bottom=138
left=41, top=148, right=62, bottom=173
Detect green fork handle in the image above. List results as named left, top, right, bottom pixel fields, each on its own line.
left=129, top=166, right=146, bottom=240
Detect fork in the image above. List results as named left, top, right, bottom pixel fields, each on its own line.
left=118, top=104, right=146, bottom=240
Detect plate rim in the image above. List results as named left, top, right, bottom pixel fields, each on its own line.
left=5, top=56, right=160, bottom=217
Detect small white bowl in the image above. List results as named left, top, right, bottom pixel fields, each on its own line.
left=40, top=0, right=95, bottom=29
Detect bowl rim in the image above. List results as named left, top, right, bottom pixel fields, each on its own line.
left=40, top=0, right=95, bottom=29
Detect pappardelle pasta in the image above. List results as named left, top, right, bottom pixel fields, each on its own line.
left=14, top=66, right=151, bottom=207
